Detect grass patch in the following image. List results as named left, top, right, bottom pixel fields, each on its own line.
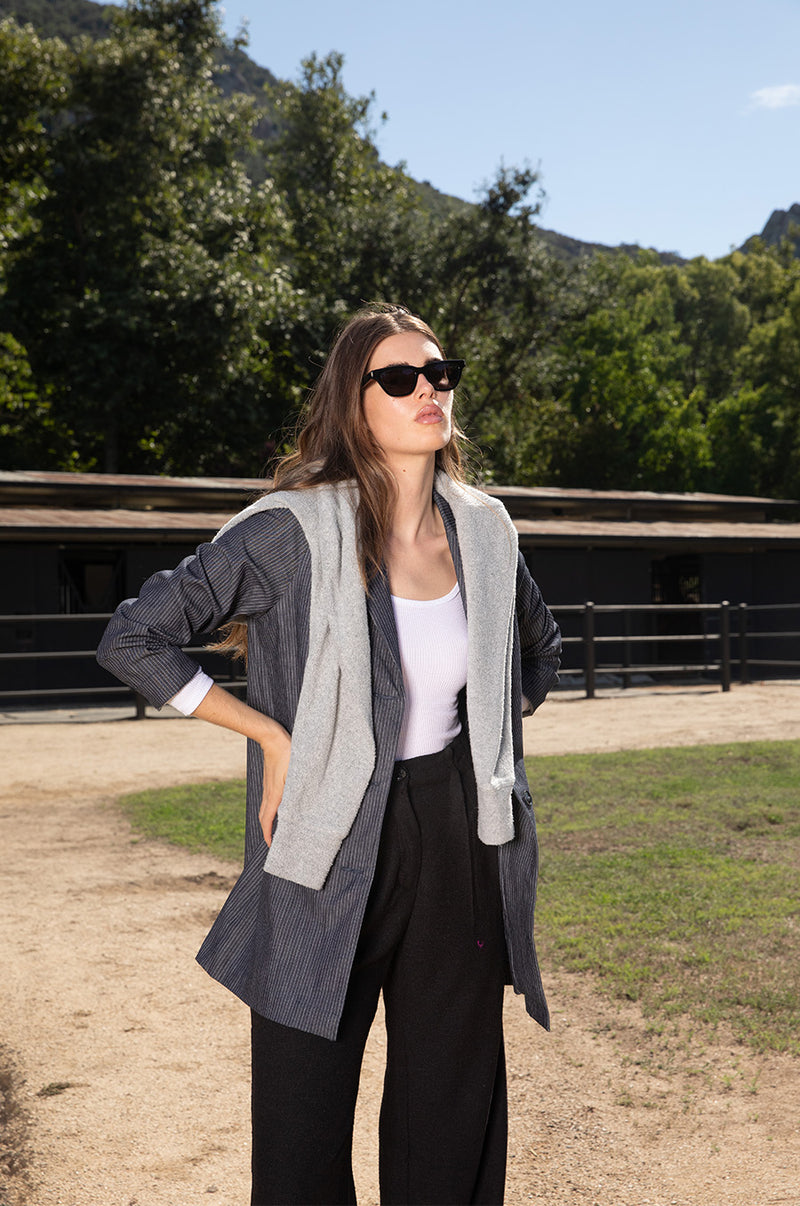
left=119, top=779, right=246, bottom=864
left=117, top=741, right=800, bottom=1056
left=528, top=740, right=800, bottom=1055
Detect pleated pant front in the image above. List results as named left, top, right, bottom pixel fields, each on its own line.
left=250, top=729, right=509, bottom=1205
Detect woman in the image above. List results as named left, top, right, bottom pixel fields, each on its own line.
left=97, top=302, right=561, bottom=1206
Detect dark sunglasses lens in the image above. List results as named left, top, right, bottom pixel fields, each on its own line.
left=377, top=366, right=418, bottom=396
left=424, top=361, right=462, bottom=391
left=431, top=359, right=463, bottom=388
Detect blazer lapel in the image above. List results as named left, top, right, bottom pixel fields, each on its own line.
left=366, top=568, right=404, bottom=695
left=435, top=491, right=467, bottom=616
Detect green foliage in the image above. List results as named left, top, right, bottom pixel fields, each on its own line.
left=411, top=166, right=567, bottom=485
left=0, top=330, right=82, bottom=467
left=260, top=51, right=426, bottom=380
left=2, top=0, right=800, bottom=496
left=1, top=0, right=286, bottom=473
left=530, top=740, right=800, bottom=1053
left=0, top=16, right=67, bottom=241
left=542, top=254, right=712, bottom=489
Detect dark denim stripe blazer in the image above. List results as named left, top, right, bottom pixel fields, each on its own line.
left=97, top=490, right=561, bottom=1040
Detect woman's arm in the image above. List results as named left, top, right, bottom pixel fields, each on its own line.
left=516, top=550, right=561, bottom=714
left=97, top=509, right=301, bottom=707
left=192, top=684, right=291, bottom=845
left=97, top=509, right=304, bottom=843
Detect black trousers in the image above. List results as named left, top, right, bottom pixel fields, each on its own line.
left=251, top=731, right=509, bottom=1205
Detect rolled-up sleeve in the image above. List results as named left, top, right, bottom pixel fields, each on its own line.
left=516, top=550, right=561, bottom=715
left=96, top=509, right=302, bottom=709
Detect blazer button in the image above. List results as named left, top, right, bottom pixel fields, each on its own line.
left=394, top=765, right=408, bottom=782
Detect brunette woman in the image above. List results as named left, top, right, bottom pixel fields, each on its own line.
left=97, top=302, right=561, bottom=1206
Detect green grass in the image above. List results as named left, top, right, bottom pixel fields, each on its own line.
left=120, top=779, right=247, bottom=863
left=118, top=740, right=800, bottom=1055
left=528, top=740, right=800, bottom=1055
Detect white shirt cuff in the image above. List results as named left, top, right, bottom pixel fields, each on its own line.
left=168, top=668, right=214, bottom=715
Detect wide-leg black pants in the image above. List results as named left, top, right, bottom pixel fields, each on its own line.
left=250, top=730, right=509, bottom=1205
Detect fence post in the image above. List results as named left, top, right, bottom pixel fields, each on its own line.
left=622, top=609, right=631, bottom=689
left=738, top=603, right=749, bottom=684
left=720, top=601, right=731, bottom=692
left=583, top=601, right=596, bottom=699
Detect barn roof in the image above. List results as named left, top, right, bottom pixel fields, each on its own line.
left=3, top=504, right=800, bottom=550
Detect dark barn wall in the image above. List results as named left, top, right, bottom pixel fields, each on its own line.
left=1, top=544, right=60, bottom=613
left=753, top=550, right=800, bottom=604
left=703, top=548, right=800, bottom=677
left=703, top=552, right=756, bottom=604
left=0, top=536, right=235, bottom=704
left=520, top=544, right=652, bottom=606
left=125, top=543, right=200, bottom=596
left=522, top=544, right=656, bottom=677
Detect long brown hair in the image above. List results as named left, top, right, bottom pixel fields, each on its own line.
left=214, top=302, right=468, bottom=661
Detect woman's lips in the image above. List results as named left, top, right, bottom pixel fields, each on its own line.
left=415, top=403, right=444, bottom=423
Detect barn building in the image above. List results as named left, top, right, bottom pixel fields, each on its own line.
left=2, top=470, right=799, bottom=706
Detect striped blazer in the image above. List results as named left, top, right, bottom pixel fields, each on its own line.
left=97, top=489, right=561, bottom=1040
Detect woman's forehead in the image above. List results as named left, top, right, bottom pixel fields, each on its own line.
left=368, top=330, right=441, bottom=369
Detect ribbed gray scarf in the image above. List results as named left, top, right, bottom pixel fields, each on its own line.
left=214, top=472, right=519, bottom=890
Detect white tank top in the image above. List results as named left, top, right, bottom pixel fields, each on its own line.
left=390, top=581, right=468, bottom=760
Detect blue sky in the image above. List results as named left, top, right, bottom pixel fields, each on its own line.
left=219, top=0, right=800, bottom=260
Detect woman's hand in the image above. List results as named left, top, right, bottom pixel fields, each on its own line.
left=258, top=723, right=292, bottom=846
left=190, top=683, right=292, bottom=845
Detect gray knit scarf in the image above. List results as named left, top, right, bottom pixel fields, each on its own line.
left=214, top=471, right=519, bottom=890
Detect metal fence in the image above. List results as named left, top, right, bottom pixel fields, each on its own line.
left=0, top=612, right=245, bottom=716
left=550, top=601, right=800, bottom=698
left=1, top=602, right=799, bottom=713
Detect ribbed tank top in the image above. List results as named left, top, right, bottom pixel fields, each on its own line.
left=390, top=581, right=468, bottom=760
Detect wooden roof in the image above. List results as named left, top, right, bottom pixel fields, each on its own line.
left=2, top=470, right=798, bottom=523
left=3, top=505, right=800, bottom=549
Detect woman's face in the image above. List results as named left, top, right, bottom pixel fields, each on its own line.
left=361, top=331, right=453, bottom=468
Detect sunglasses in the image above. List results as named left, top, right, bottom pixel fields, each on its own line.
left=362, top=358, right=465, bottom=397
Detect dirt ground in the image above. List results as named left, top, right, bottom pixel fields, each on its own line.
left=1, top=680, right=799, bottom=1206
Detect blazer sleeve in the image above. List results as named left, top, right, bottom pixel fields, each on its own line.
left=516, top=550, right=561, bottom=715
left=96, top=508, right=304, bottom=709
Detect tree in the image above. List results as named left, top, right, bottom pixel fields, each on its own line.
left=542, top=253, right=711, bottom=490
left=1, top=0, right=286, bottom=474
left=405, top=165, right=568, bottom=485
left=260, top=50, right=425, bottom=389
left=265, top=60, right=569, bottom=484
left=665, top=257, right=749, bottom=402
left=0, top=16, right=66, bottom=244
left=708, top=274, right=800, bottom=498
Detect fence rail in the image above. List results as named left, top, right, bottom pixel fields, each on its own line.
left=1, top=602, right=799, bottom=713
left=0, top=611, right=246, bottom=716
left=549, top=600, right=800, bottom=698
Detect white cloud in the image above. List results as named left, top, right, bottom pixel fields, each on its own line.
left=750, top=84, right=800, bottom=109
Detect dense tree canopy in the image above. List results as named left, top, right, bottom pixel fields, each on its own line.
left=1, top=0, right=800, bottom=497
left=1, top=0, right=285, bottom=473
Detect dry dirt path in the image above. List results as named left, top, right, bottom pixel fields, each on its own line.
left=1, top=682, right=799, bottom=1206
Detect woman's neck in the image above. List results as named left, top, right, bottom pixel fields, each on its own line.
left=387, top=456, right=439, bottom=544
left=381, top=456, right=456, bottom=600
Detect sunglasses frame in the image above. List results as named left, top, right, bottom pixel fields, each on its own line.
left=361, top=358, right=465, bottom=397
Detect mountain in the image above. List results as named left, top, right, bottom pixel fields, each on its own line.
left=1, top=0, right=113, bottom=39
left=740, top=204, right=800, bottom=257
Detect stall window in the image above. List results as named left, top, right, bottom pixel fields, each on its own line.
left=58, top=549, right=124, bottom=613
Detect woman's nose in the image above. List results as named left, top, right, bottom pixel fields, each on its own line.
left=416, top=371, right=434, bottom=397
